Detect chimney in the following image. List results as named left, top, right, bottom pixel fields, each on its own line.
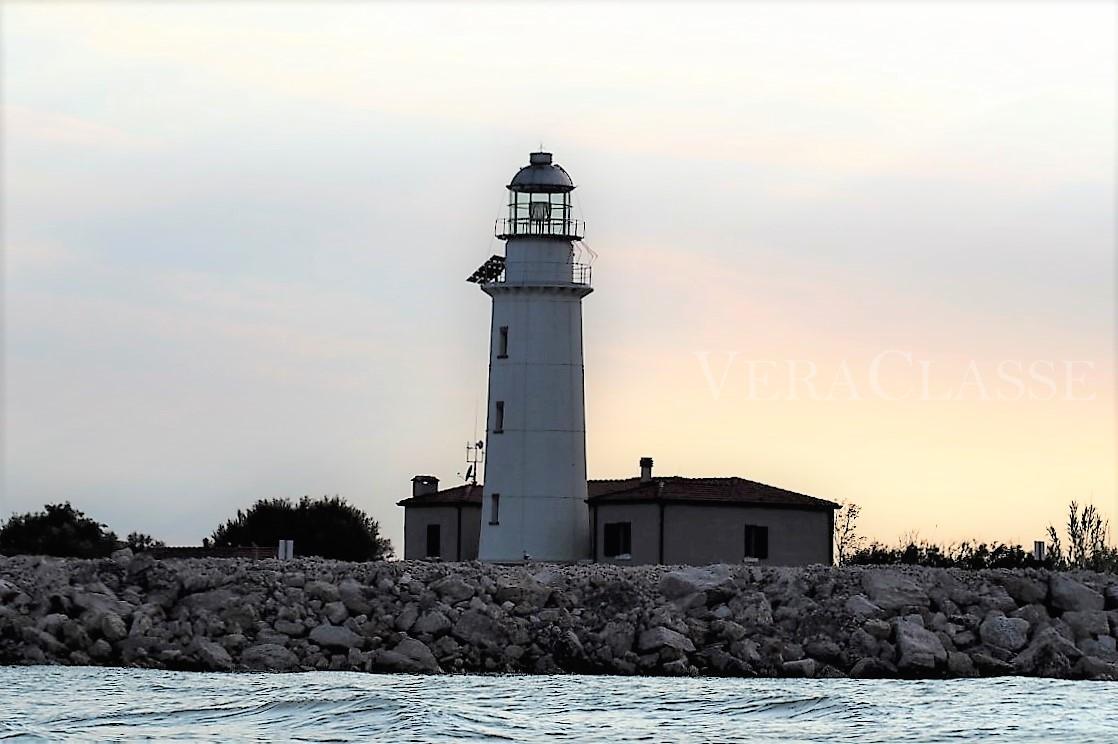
left=639, top=457, right=654, bottom=483
left=411, top=475, right=439, bottom=498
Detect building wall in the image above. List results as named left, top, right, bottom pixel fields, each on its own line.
left=593, top=503, right=660, bottom=565
left=402, top=505, right=481, bottom=561
left=590, top=503, right=834, bottom=566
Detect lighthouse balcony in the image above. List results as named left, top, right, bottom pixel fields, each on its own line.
left=495, top=217, right=585, bottom=242
left=468, top=255, right=591, bottom=287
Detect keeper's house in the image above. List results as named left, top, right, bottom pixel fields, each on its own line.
left=398, top=458, right=839, bottom=566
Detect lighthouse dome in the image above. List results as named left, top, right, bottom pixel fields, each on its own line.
left=508, top=152, right=575, bottom=193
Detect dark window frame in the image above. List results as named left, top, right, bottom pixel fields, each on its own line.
left=744, top=524, right=769, bottom=560
left=489, top=493, right=500, bottom=525
left=493, top=401, right=504, bottom=433
left=425, top=523, right=441, bottom=559
left=603, top=521, right=632, bottom=558
left=497, top=326, right=509, bottom=358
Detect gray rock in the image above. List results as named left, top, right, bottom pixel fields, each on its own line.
left=430, top=576, right=475, bottom=603
left=845, top=594, right=883, bottom=618
left=452, top=610, right=503, bottom=648
left=947, top=651, right=976, bottom=677
left=273, top=619, right=306, bottom=637
left=862, top=570, right=929, bottom=611
left=193, top=640, right=233, bottom=671
left=73, top=591, right=134, bottom=618
left=494, top=576, right=551, bottom=610
left=781, top=659, right=816, bottom=678
left=849, top=657, right=895, bottom=678
left=1062, top=610, right=1109, bottom=639
left=1013, top=628, right=1082, bottom=677
left=978, top=615, right=1029, bottom=651
left=658, top=566, right=732, bottom=600
left=1074, top=655, right=1118, bottom=680
left=1049, top=575, right=1104, bottom=612
left=864, top=619, right=892, bottom=639
left=894, top=619, right=947, bottom=672
left=110, top=547, right=134, bottom=566
left=305, top=580, right=341, bottom=603
left=309, top=623, right=363, bottom=650
left=999, top=575, right=1046, bottom=606
left=638, top=626, right=696, bottom=654
left=241, top=643, right=300, bottom=671
left=338, top=580, right=372, bottom=615
left=100, top=612, right=128, bottom=642
left=323, top=601, right=348, bottom=625
left=89, top=639, right=112, bottom=660
left=179, top=589, right=237, bottom=615
left=395, top=604, right=419, bottom=632
left=413, top=610, right=452, bottom=636
left=971, top=652, right=1014, bottom=676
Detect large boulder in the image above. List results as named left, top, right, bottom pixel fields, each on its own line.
left=73, top=591, right=134, bottom=618
left=658, top=566, right=733, bottom=600
left=1049, top=575, right=1104, bottom=612
left=178, top=588, right=238, bottom=615
left=193, top=640, right=233, bottom=671
left=1013, top=628, right=1082, bottom=677
left=430, top=576, right=475, bottom=603
left=1062, top=610, right=1109, bottom=639
left=452, top=610, right=503, bottom=648
left=413, top=610, right=452, bottom=636
left=309, top=623, right=363, bottom=650
left=637, top=626, right=695, bottom=654
left=494, top=576, right=551, bottom=611
left=241, top=643, right=300, bottom=671
left=862, top=571, right=929, bottom=612
left=99, top=612, right=129, bottom=642
left=978, top=615, right=1029, bottom=651
left=845, top=594, right=884, bottom=618
left=372, top=638, right=441, bottom=674
left=893, top=618, right=946, bottom=672
left=998, top=575, right=1047, bottom=606
left=304, top=580, right=341, bottom=603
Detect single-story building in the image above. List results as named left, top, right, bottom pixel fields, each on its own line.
left=398, top=459, right=840, bottom=565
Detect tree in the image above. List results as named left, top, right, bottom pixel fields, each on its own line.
left=0, top=502, right=119, bottom=558
left=833, top=501, right=865, bottom=566
left=125, top=532, right=165, bottom=552
left=210, top=495, right=393, bottom=561
left=1047, top=501, right=1117, bottom=572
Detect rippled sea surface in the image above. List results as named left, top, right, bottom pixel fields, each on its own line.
left=1, top=667, right=1114, bottom=742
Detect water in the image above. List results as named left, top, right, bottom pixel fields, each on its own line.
left=0, top=667, right=1113, bottom=742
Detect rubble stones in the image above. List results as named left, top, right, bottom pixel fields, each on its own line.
left=0, top=555, right=1115, bottom=679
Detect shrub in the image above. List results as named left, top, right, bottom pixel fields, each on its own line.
left=0, top=502, right=119, bottom=558
left=210, top=495, right=393, bottom=561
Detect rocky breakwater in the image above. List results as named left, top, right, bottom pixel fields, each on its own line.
left=2, top=551, right=1117, bottom=680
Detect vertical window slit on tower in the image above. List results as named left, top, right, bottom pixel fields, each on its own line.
left=490, top=493, right=500, bottom=525
left=494, top=401, right=504, bottom=433
left=498, top=326, right=508, bottom=358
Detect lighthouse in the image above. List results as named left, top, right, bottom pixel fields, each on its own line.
left=468, top=152, right=592, bottom=562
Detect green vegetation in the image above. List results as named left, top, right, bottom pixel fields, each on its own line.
left=210, top=495, right=393, bottom=561
left=841, top=500, right=1116, bottom=571
left=0, top=502, right=119, bottom=558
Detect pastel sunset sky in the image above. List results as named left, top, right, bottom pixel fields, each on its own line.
left=3, top=2, right=1114, bottom=551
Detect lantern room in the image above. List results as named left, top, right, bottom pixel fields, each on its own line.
left=496, top=151, right=585, bottom=241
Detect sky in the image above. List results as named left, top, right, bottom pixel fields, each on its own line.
left=3, top=1, right=1115, bottom=552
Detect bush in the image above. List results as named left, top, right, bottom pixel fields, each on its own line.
left=0, top=502, right=119, bottom=558
left=210, top=495, right=393, bottom=561
left=125, top=532, right=165, bottom=552
left=848, top=539, right=1053, bottom=570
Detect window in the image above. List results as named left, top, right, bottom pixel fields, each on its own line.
left=744, top=524, right=769, bottom=560
left=425, top=523, right=441, bottom=558
left=493, top=401, right=504, bottom=433
left=498, top=326, right=509, bottom=358
left=603, top=522, right=632, bottom=558
left=489, top=493, right=500, bottom=525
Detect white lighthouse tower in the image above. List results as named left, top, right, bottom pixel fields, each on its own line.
left=469, top=152, right=592, bottom=562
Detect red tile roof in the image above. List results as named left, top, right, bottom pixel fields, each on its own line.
left=399, top=477, right=838, bottom=511
left=396, top=483, right=483, bottom=507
